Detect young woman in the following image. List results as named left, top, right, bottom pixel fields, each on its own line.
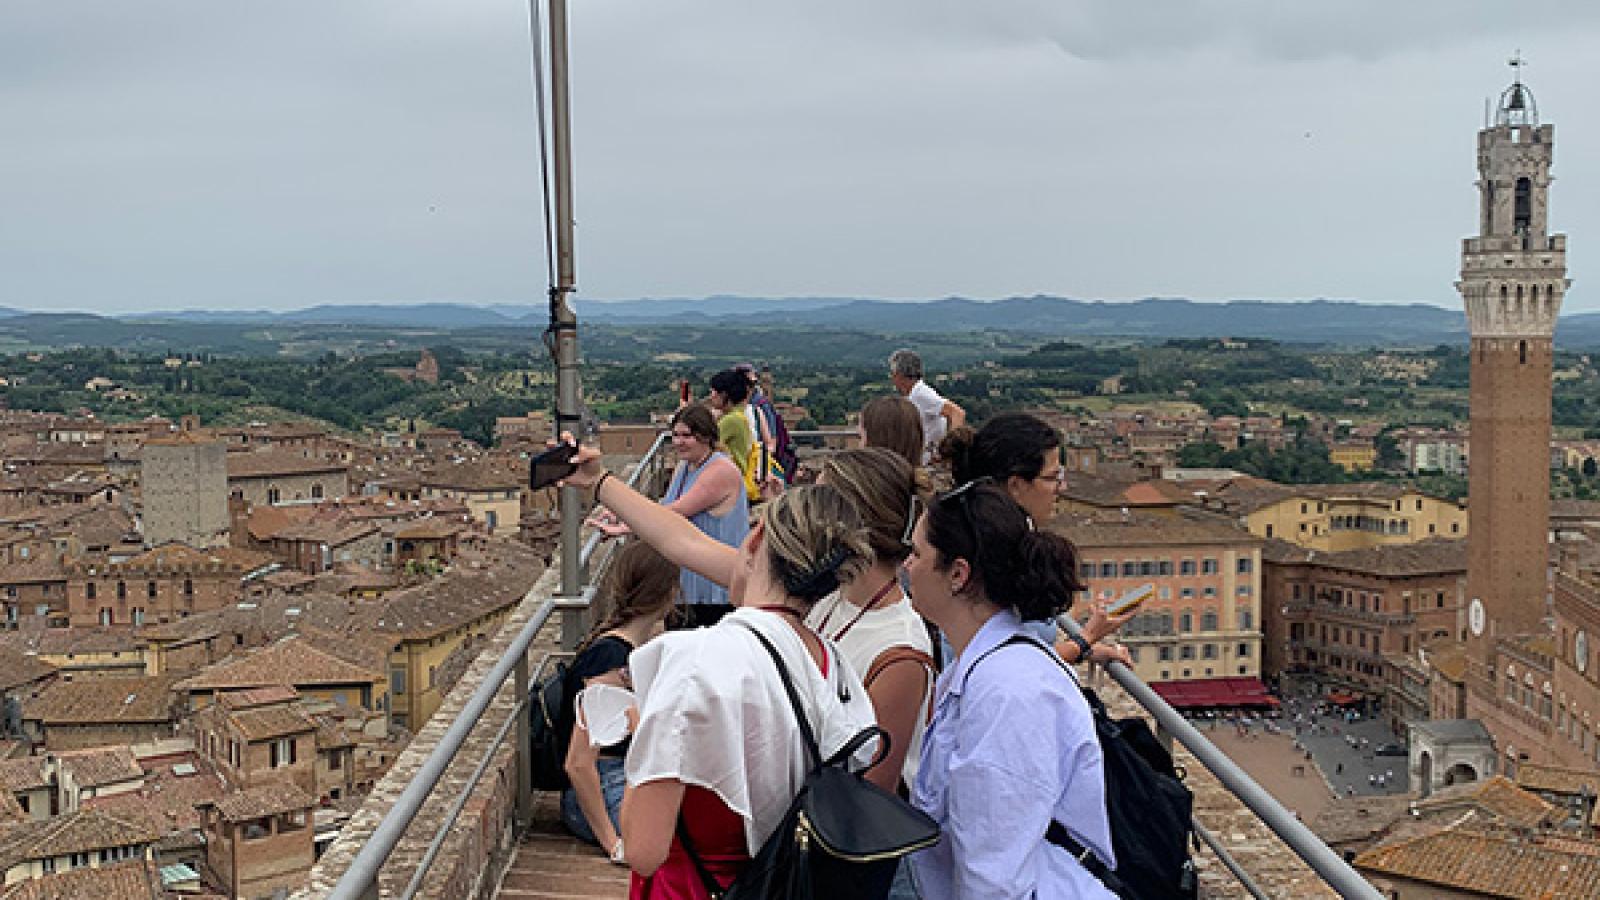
left=708, top=369, right=755, bottom=484
left=808, top=448, right=934, bottom=793
left=859, top=396, right=925, bottom=472
left=595, top=404, right=747, bottom=627
left=903, top=481, right=1116, bottom=898
left=560, top=442, right=880, bottom=899
left=561, top=540, right=679, bottom=862
left=940, top=413, right=1132, bottom=665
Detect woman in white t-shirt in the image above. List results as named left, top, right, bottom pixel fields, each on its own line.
left=807, top=448, right=934, bottom=792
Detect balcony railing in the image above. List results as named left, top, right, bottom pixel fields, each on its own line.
left=317, top=427, right=1382, bottom=900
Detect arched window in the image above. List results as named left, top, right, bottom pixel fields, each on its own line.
left=267, top=486, right=282, bottom=505
left=1520, top=340, right=1528, bottom=365
left=1514, top=177, right=1532, bottom=233
left=311, top=483, right=324, bottom=500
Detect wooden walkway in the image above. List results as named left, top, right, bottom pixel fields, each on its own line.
left=497, top=794, right=632, bottom=899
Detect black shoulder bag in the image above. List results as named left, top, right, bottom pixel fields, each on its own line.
left=676, top=624, right=940, bottom=900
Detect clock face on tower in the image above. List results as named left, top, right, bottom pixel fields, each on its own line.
left=1577, top=630, right=1590, bottom=674
left=1469, top=598, right=1486, bottom=637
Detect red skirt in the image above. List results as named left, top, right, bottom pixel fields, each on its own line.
left=631, top=787, right=750, bottom=900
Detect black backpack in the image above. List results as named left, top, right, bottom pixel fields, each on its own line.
left=677, top=625, right=940, bottom=900
left=527, top=660, right=573, bottom=791
left=988, top=636, right=1198, bottom=900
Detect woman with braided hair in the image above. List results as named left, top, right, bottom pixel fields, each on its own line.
left=559, top=540, right=679, bottom=863
left=558, top=439, right=881, bottom=899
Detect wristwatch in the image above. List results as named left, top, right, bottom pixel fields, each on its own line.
left=1066, top=632, right=1093, bottom=661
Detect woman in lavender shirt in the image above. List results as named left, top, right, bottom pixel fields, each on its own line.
left=901, top=479, right=1116, bottom=899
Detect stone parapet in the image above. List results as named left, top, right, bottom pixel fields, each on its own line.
left=298, top=565, right=565, bottom=900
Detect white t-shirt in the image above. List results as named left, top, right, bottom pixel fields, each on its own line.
left=805, top=591, right=934, bottom=785
left=906, top=379, right=948, bottom=462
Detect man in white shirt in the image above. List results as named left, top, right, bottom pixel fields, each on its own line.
left=888, top=349, right=966, bottom=463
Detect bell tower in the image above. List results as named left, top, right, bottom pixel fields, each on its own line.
left=1458, top=58, right=1571, bottom=668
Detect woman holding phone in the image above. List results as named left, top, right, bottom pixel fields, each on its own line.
left=939, top=412, right=1133, bottom=665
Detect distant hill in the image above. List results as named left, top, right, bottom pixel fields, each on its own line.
left=5, top=296, right=1600, bottom=351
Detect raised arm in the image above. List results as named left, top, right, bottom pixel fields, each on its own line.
left=562, top=444, right=739, bottom=586
left=941, top=399, right=967, bottom=432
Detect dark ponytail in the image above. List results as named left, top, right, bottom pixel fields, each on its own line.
left=925, top=481, right=1084, bottom=622
left=939, top=412, right=1059, bottom=486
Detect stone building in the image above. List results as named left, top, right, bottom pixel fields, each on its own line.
left=192, top=687, right=319, bottom=799
left=19, top=674, right=180, bottom=751
left=0, top=809, right=161, bottom=890
left=420, top=464, right=521, bottom=537
left=1052, top=509, right=1265, bottom=691
left=62, top=543, right=276, bottom=628
left=1261, top=539, right=1466, bottom=699
left=140, top=431, right=230, bottom=550
left=227, top=451, right=351, bottom=509
left=198, top=781, right=317, bottom=900
left=1208, top=480, right=1467, bottom=551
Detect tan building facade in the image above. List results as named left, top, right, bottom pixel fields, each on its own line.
left=140, top=433, right=230, bottom=550
left=1053, top=510, right=1264, bottom=687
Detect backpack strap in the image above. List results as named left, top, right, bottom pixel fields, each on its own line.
left=864, top=646, right=937, bottom=726
left=674, top=817, right=727, bottom=900
left=737, top=622, right=823, bottom=768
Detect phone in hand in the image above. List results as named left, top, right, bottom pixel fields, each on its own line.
left=1108, top=583, right=1156, bottom=617
left=529, top=442, right=579, bottom=490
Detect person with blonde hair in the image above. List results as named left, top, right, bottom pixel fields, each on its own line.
left=809, top=448, right=934, bottom=794
left=559, top=441, right=880, bottom=898
left=560, top=540, right=679, bottom=862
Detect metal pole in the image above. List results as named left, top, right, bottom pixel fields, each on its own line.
left=547, top=0, right=585, bottom=650
left=513, top=651, right=533, bottom=831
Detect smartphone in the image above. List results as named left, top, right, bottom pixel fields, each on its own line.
left=529, top=443, right=578, bottom=490
left=1108, top=583, right=1156, bottom=617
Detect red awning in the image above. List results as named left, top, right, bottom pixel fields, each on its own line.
left=1326, top=691, right=1361, bottom=706
left=1151, top=677, right=1278, bottom=709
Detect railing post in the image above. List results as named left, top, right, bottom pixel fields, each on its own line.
left=513, top=649, right=533, bottom=832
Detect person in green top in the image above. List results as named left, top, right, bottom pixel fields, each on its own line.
left=708, top=369, right=754, bottom=482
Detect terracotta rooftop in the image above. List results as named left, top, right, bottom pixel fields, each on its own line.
left=70, top=542, right=275, bottom=575
left=226, top=451, right=348, bottom=480
left=1050, top=508, right=1261, bottom=549
left=0, top=757, right=50, bottom=793
left=1306, top=539, right=1468, bottom=578
left=1309, top=794, right=1415, bottom=847
left=0, top=809, right=162, bottom=870
left=176, top=636, right=382, bottom=693
left=272, top=520, right=379, bottom=546
left=0, top=559, right=67, bottom=586
left=210, top=781, right=316, bottom=823
left=0, top=647, right=56, bottom=692
left=1424, top=645, right=1469, bottom=682
left=1355, top=826, right=1600, bottom=898
left=85, top=754, right=226, bottom=836
left=216, top=686, right=300, bottom=710
left=1515, top=761, right=1600, bottom=797
left=0, top=626, right=142, bottom=658
left=55, top=746, right=144, bottom=789
left=229, top=703, right=317, bottom=742
left=1416, top=775, right=1557, bottom=829
left=392, top=516, right=465, bottom=540
left=0, top=858, right=165, bottom=900
left=419, top=462, right=521, bottom=492
left=22, top=674, right=179, bottom=725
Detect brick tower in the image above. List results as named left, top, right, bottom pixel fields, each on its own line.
left=1458, top=66, right=1570, bottom=668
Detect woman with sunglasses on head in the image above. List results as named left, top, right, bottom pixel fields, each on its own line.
left=559, top=439, right=880, bottom=899
left=939, top=413, right=1132, bottom=665
left=808, top=448, right=936, bottom=795
left=903, top=480, right=1116, bottom=899
left=593, top=404, right=748, bottom=627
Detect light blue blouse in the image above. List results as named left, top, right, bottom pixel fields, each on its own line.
left=910, top=608, right=1117, bottom=900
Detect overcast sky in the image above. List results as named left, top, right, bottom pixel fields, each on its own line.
left=3, top=2, right=1598, bottom=314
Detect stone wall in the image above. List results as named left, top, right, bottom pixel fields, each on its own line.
left=297, top=565, right=564, bottom=899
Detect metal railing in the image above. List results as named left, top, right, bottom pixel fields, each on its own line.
left=326, top=425, right=1380, bottom=899
left=1057, top=614, right=1384, bottom=900
left=326, top=431, right=672, bottom=900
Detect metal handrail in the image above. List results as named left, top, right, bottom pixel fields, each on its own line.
left=326, top=432, right=673, bottom=900
left=1057, top=615, right=1384, bottom=900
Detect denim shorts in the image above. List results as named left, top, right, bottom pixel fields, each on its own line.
left=560, top=756, right=626, bottom=845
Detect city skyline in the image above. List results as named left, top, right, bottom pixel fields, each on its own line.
left=1, top=3, right=1597, bottom=314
